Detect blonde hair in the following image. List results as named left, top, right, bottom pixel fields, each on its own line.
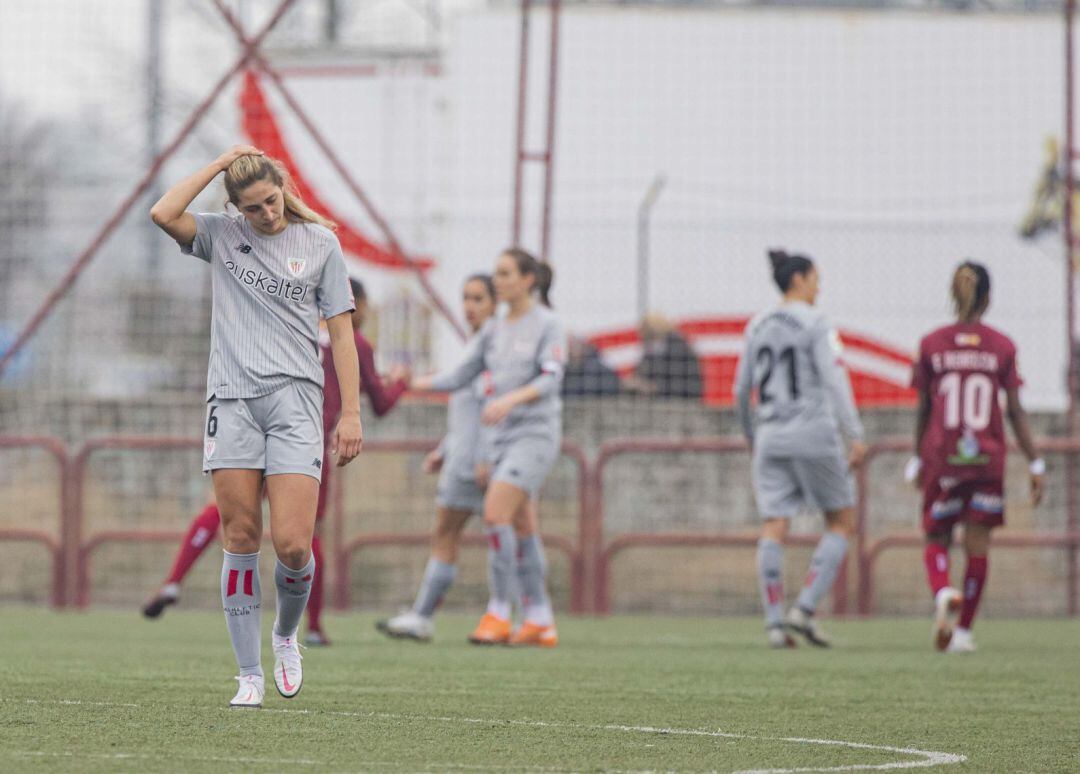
left=224, top=154, right=336, bottom=231
left=951, top=261, right=990, bottom=322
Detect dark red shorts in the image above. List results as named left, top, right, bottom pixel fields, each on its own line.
left=315, top=450, right=331, bottom=521
left=922, top=474, right=1004, bottom=536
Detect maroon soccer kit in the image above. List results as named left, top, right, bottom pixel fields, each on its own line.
left=912, top=322, right=1021, bottom=536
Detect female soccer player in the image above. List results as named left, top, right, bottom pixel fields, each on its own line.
left=377, top=273, right=498, bottom=641
left=907, top=261, right=1044, bottom=653
left=411, top=249, right=566, bottom=647
left=150, top=146, right=362, bottom=708
left=140, top=278, right=408, bottom=648
left=735, top=249, right=867, bottom=649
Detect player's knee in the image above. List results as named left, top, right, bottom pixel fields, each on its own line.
left=926, top=532, right=950, bottom=548
left=222, top=519, right=260, bottom=554
left=482, top=497, right=512, bottom=527
left=761, top=518, right=789, bottom=542
left=825, top=508, right=855, bottom=537
left=276, top=540, right=311, bottom=570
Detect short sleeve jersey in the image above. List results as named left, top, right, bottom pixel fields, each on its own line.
left=431, top=304, right=567, bottom=443
left=737, top=302, right=863, bottom=457
left=442, top=376, right=489, bottom=480
left=912, top=322, right=1021, bottom=481
left=182, top=212, right=355, bottom=400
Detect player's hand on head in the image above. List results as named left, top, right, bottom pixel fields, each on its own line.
left=333, top=414, right=363, bottom=467
left=848, top=440, right=868, bottom=470
left=215, top=145, right=263, bottom=171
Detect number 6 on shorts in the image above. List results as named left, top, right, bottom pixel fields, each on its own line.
left=207, top=405, right=219, bottom=438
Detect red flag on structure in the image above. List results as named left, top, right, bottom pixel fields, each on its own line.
left=239, top=70, right=434, bottom=272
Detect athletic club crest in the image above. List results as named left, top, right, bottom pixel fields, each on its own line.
left=287, top=258, right=306, bottom=277
left=205, top=439, right=216, bottom=459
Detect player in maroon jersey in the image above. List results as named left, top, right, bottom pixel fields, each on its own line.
left=907, top=261, right=1045, bottom=653
left=142, top=279, right=409, bottom=646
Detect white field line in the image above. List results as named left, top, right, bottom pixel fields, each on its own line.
left=11, top=750, right=322, bottom=766
left=5, top=698, right=966, bottom=774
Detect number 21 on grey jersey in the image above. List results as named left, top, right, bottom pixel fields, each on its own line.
left=734, top=301, right=864, bottom=458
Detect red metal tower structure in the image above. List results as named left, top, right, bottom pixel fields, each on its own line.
left=510, top=0, right=562, bottom=262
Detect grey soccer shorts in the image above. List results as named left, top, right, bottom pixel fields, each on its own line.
left=490, top=433, right=559, bottom=497
left=752, top=449, right=855, bottom=518
left=202, top=380, right=325, bottom=481
left=435, top=469, right=485, bottom=514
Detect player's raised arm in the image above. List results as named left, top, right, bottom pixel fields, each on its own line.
left=150, top=145, right=262, bottom=247
left=412, top=323, right=490, bottom=394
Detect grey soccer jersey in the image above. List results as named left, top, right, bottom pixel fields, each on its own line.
left=430, top=304, right=566, bottom=443
left=734, top=301, right=864, bottom=458
left=182, top=212, right=355, bottom=400
left=437, top=374, right=491, bottom=481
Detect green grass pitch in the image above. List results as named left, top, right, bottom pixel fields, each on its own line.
left=2, top=610, right=1078, bottom=772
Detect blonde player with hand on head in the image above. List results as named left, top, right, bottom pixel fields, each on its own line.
left=151, top=146, right=362, bottom=708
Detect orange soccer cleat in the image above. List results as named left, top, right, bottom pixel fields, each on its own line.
left=467, top=612, right=512, bottom=645
left=508, top=621, right=558, bottom=648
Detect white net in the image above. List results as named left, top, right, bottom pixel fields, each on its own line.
left=0, top=1, right=1075, bottom=615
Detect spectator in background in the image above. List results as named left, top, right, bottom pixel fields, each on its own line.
left=624, top=314, right=702, bottom=399
left=562, top=335, right=621, bottom=397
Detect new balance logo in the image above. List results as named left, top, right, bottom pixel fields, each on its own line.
left=236, top=243, right=252, bottom=254
left=312, top=458, right=322, bottom=469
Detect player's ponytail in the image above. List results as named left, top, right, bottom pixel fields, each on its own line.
left=224, top=154, right=337, bottom=231
left=504, top=247, right=554, bottom=308
left=768, top=248, right=814, bottom=293
left=951, top=260, right=991, bottom=322
left=535, top=261, right=554, bottom=308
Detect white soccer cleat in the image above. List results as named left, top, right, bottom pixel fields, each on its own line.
left=767, top=625, right=796, bottom=649
left=932, top=587, right=962, bottom=652
left=272, top=632, right=304, bottom=698
left=784, top=606, right=831, bottom=648
left=376, top=610, right=435, bottom=642
left=229, top=674, right=264, bottom=709
left=945, top=627, right=977, bottom=654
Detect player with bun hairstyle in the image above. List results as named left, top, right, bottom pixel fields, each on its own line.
left=411, top=249, right=566, bottom=647
left=150, top=146, right=362, bottom=707
left=377, top=274, right=498, bottom=641
left=735, top=249, right=867, bottom=649
left=908, top=261, right=1044, bottom=653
